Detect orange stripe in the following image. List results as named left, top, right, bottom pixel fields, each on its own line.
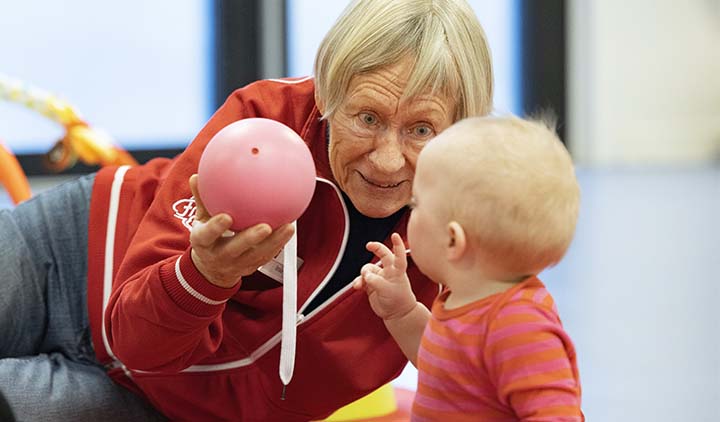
left=421, top=336, right=479, bottom=362
left=413, top=405, right=510, bottom=422
left=514, top=403, right=583, bottom=419
left=499, top=348, right=572, bottom=370
left=501, top=368, right=578, bottom=395
left=532, top=405, right=584, bottom=417
left=520, top=288, right=538, bottom=301
left=415, top=380, right=478, bottom=403
left=491, top=314, right=546, bottom=332
left=490, top=327, right=562, bottom=350
left=541, top=294, right=555, bottom=308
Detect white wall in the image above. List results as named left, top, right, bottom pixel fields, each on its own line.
left=568, top=0, right=720, bottom=166
left=0, top=1, right=213, bottom=153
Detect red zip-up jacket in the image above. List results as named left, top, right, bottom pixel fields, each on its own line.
left=85, top=77, right=438, bottom=421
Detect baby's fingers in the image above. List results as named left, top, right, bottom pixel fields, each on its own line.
left=389, top=233, right=408, bottom=271
left=360, top=263, right=381, bottom=278
left=366, top=241, right=399, bottom=270
left=360, top=270, right=386, bottom=290
left=352, top=275, right=365, bottom=290
left=359, top=263, right=386, bottom=288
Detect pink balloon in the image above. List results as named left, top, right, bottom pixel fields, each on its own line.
left=197, top=118, right=316, bottom=231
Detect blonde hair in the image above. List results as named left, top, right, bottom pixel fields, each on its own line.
left=314, top=0, right=493, bottom=121
left=424, top=116, right=581, bottom=276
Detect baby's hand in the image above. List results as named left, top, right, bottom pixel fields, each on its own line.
left=353, top=233, right=417, bottom=320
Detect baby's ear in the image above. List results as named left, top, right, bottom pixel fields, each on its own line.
left=446, top=221, right=467, bottom=262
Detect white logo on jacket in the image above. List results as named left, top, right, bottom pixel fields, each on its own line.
left=172, top=197, right=196, bottom=231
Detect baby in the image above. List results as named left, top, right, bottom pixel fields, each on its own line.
left=353, top=116, right=584, bottom=421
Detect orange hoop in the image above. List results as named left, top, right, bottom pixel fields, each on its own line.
left=0, top=141, right=31, bottom=204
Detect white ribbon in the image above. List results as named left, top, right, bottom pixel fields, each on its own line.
left=279, top=222, right=298, bottom=398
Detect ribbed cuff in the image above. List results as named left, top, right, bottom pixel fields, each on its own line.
left=160, top=249, right=241, bottom=316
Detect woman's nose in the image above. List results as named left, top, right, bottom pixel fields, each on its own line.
left=368, top=131, right=405, bottom=173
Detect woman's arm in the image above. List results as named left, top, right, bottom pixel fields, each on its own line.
left=106, top=82, right=305, bottom=372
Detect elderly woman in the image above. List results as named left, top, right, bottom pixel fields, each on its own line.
left=0, top=0, right=492, bottom=420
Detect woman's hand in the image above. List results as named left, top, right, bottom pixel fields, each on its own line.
left=188, top=174, right=295, bottom=288
left=353, top=232, right=417, bottom=320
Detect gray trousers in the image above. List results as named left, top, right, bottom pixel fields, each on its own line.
left=0, top=174, right=165, bottom=421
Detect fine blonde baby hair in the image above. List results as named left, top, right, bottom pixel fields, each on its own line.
left=427, top=115, right=580, bottom=277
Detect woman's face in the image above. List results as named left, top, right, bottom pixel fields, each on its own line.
left=325, top=58, right=456, bottom=218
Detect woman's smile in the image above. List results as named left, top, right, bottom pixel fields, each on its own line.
left=357, top=171, right=406, bottom=189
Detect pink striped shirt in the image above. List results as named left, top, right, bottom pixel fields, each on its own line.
left=412, top=276, right=583, bottom=421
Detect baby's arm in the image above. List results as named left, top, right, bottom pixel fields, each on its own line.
left=487, top=301, right=583, bottom=420
left=382, top=300, right=430, bottom=366
left=353, top=233, right=430, bottom=366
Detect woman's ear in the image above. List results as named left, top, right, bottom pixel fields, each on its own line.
left=447, top=221, right=467, bottom=262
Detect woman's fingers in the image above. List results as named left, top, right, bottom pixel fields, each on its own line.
left=190, top=214, right=234, bottom=248
left=235, top=223, right=295, bottom=268
left=189, top=174, right=210, bottom=222
left=228, top=224, right=273, bottom=253
left=190, top=223, right=294, bottom=286
left=187, top=174, right=299, bottom=285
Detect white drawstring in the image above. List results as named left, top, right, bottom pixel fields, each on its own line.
left=278, top=233, right=408, bottom=398
left=279, top=222, right=298, bottom=399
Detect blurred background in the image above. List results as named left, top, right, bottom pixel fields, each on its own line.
left=1, top=1, right=718, bottom=420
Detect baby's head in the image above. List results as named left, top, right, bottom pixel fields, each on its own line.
left=409, top=116, right=580, bottom=281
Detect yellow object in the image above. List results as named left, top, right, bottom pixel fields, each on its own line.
left=0, top=74, right=82, bottom=126
left=0, top=74, right=137, bottom=172
left=67, top=125, right=118, bottom=165
left=323, top=384, right=398, bottom=421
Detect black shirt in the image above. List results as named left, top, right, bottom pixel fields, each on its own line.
left=303, top=192, right=405, bottom=314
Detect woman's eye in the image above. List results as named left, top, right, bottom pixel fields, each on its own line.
left=412, top=125, right=434, bottom=138
left=359, top=113, right=377, bottom=125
